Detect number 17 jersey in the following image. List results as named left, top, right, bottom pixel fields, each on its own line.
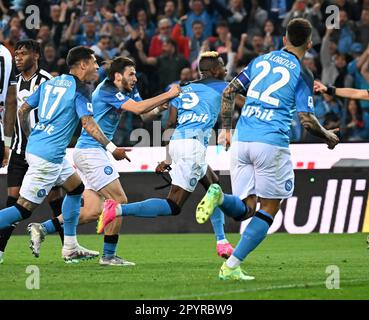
left=26, top=74, right=93, bottom=164
left=235, top=49, right=314, bottom=148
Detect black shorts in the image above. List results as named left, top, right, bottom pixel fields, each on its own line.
left=7, top=152, right=28, bottom=187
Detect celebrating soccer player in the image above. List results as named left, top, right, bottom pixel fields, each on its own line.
left=96, top=51, right=245, bottom=259
left=195, top=18, right=340, bottom=280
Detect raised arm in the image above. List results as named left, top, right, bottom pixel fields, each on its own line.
left=121, top=84, right=181, bottom=115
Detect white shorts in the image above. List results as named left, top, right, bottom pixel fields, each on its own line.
left=169, top=139, right=208, bottom=192
left=20, top=153, right=75, bottom=204
left=73, top=148, right=120, bottom=192
left=230, top=141, right=294, bottom=200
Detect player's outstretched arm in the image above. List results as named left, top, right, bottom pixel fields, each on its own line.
left=314, top=81, right=369, bottom=101
left=18, top=102, right=33, bottom=138
left=81, top=115, right=130, bottom=162
left=298, top=112, right=340, bottom=149
left=121, top=84, right=181, bottom=115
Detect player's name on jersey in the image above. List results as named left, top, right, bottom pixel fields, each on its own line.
left=54, top=79, right=73, bottom=87
left=263, top=52, right=297, bottom=69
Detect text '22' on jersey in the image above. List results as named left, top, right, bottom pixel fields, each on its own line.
left=235, top=49, right=315, bottom=148
left=170, top=78, right=228, bottom=147
left=26, top=74, right=93, bottom=164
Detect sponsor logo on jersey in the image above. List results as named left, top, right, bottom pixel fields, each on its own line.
left=116, top=92, right=125, bottom=101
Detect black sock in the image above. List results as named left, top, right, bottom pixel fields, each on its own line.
left=6, top=196, right=18, bottom=208
left=51, top=217, right=64, bottom=245
left=0, top=225, right=16, bottom=252
left=48, top=198, right=64, bottom=244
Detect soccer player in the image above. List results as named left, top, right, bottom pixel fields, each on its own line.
left=0, top=43, right=17, bottom=264
left=0, top=46, right=130, bottom=263
left=28, top=56, right=181, bottom=265
left=0, top=40, right=65, bottom=264
left=97, top=51, right=244, bottom=259
left=195, top=18, right=340, bottom=280
left=314, top=81, right=369, bottom=100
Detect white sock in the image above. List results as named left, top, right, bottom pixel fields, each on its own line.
left=226, top=255, right=241, bottom=269
left=217, top=239, right=229, bottom=245
left=116, top=204, right=122, bottom=216
left=64, top=236, right=78, bottom=249
left=0, top=251, right=3, bottom=258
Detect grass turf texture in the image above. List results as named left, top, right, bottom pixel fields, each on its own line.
left=0, top=233, right=368, bottom=300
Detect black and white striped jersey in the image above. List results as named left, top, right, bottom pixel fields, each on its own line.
left=12, top=68, right=52, bottom=154
left=0, top=44, right=17, bottom=141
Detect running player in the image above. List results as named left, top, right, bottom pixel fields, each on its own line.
left=0, top=43, right=17, bottom=264
left=196, top=19, right=340, bottom=280
left=0, top=40, right=65, bottom=264
left=28, top=56, right=181, bottom=265
left=97, top=51, right=244, bottom=259
left=0, top=46, right=130, bottom=263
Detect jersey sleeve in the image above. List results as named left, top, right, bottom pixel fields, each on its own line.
left=295, top=70, right=315, bottom=114
left=169, top=96, right=180, bottom=109
left=234, top=59, right=254, bottom=90
left=8, top=63, right=16, bottom=86
left=75, top=92, right=94, bottom=118
left=26, top=83, right=43, bottom=109
left=132, top=86, right=142, bottom=102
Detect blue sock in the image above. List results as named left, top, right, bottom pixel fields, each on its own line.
left=221, top=194, right=248, bottom=220
left=103, top=235, right=118, bottom=257
left=233, top=210, right=274, bottom=261
left=210, top=207, right=225, bottom=241
left=42, top=219, right=56, bottom=234
left=0, top=206, right=23, bottom=230
left=62, top=194, right=82, bottom=236
left=121, top=199, right=172, bottom=217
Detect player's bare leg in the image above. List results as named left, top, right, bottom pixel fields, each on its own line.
left=199, top=167, right=235, bottom=258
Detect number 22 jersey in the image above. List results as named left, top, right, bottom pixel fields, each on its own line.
left=234, top=49, right=315, bottom=148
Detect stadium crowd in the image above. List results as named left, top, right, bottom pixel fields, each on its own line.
left=0, top=0, right=369, bottom=144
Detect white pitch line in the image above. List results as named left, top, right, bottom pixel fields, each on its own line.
left=153, top=278, right=369, bottom=300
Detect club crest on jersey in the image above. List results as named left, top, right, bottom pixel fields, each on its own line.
left=104, top=166, right=113, bottom=175
left=190, top=178, right=197, bottom=187
left=116, top=92, right=125, bottom=101
left=285, top=180, right=293, bottom=192
left=37, top=189, right=46, bottom=197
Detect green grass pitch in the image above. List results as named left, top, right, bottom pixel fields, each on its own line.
left=0, top=233, right=368, bottom=300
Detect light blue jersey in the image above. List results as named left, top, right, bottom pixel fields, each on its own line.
left=234, top=49, right=314, bottom=148
left=170, top=78, right=227, bottom=147
left=75, top=78, right=142, bottom=149
left=26, top=74, right=93, bottom=164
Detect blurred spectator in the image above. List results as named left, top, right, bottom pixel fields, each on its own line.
left=343, top=99, right=369, bottom=141
left=182, top=0, right=214, bottom=38
left=347, top=44, right=369, bottom=111
left=330, top=9, right=355, bottom=54
left=212, top=0, right=248, bottom=40
left=39, top=42, right=67, bottom=76
left=4, top=27, right=21, bottom=56
left=148, top=18, right=173, bottom=57
left=263, top=20, right=282, bottom=51
left=320, top=28, right=353, bottom=88
left=136, top=37, right=190, bottom=92
left=90, top=35, right=115, bottom=63
left=162, top=0, right=180, bottom=25
left=302, top=52, right=319, bottom=78
left=314, top=94, right=344, bottom=129
left=247, top=0, right=268, bottom=40
left=354, top=8, right=369, bottom=48
left=131, top=8, right=156, bottom=40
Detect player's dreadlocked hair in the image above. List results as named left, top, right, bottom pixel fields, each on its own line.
left=198, top=51, right=220, bottom=73
left=15, top=39, right=42, bottom=57
left=105, top=56, right=136, bottom=81
left=286, top=18, right=312, bottom=48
